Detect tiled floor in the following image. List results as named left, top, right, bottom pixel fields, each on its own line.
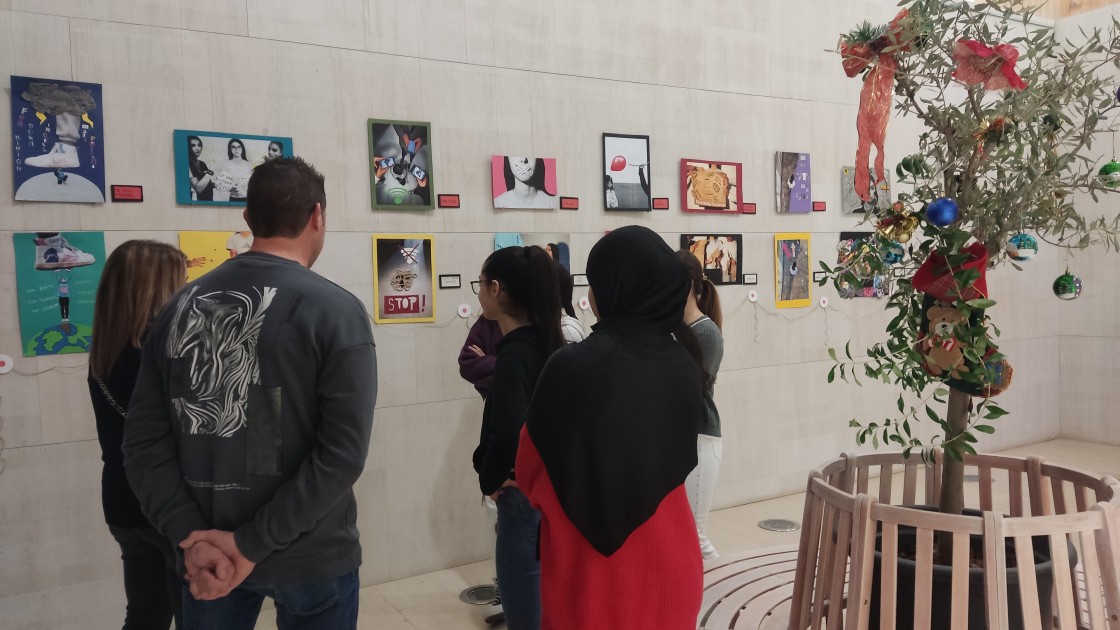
left=253, top=439, right=1120, bottom=629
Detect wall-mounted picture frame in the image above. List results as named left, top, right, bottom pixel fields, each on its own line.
left=837, top=231, right=890, bottom=298
left=603, top=133, right=651, bottom=211
left=179, top=230, right=254, bottom=282
left=438, top=274, right=461, bottom=289
left=681, top=234, right=742, bottom=285
left=13, top=231, right=106, bottom=355
left=491, top=155, right=557, bottom=209
left=11, top=75, right=107, bottom=203
left=841, top=166, right=891, bottom=213
left=368, top=119, right=433, bottom=210
left=173, top=130, right=292, bottom=206
left=680, top=159, right=745, bottom=214
left=373, top=234, right=436, bottom=323
left=775, top=151, right=812, bottom=213
left=493, top=232, right=571, bottom=271
left=775, top=232, right=811, bottom=308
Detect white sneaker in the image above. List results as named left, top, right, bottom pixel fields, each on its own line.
left=34, top=234, right=95, bottom=270
left=25, top=142, right=79, bottom=169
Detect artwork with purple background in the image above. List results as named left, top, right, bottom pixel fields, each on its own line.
left=775, top=151, right=812, bottom=213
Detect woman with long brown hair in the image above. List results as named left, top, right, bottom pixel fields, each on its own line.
left=676, top=250, right=725, bottom=559
left=88, top=240, right=187, bottom=630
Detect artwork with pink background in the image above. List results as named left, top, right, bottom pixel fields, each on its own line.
left=491, top=155, right=558, bottom=209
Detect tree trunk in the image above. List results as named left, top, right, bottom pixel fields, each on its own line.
left=935, top=387, right=971, bottom=564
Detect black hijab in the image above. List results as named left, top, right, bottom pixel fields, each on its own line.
left=524, top=226, right=703, bottom=556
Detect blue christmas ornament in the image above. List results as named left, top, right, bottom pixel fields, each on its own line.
left=926, top=197, right=960, bottom=226
left=1005, top=233, right=1038, bottom=261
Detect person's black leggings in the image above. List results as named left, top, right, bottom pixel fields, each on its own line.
left=108, top=525, right=182, bottom=630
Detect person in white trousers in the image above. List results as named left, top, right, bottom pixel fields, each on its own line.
left=677, top=250, right=725, bottom=560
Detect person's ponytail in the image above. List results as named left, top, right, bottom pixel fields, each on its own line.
left=524, top=246, right=565, bottom=352
left=698, top=277, right=723, bottom=331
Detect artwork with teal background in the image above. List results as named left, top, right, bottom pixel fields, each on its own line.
left=13, top=231, right=106, bottom=356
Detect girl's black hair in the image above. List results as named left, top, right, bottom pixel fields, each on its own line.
left=186, top=135, right=202, bottom=162
left=482, top=245, right=564, bottom=352
left=503, top=157, right=549, bottom=193
left=555, top=263, right=576, bottom=318
left=675, top=250, right=723, bottom=330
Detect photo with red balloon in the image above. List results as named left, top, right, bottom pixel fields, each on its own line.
left=603, top=133, right=651, bottom=211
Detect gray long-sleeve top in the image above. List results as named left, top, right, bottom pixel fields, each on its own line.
left=689, top=315, right=723, bottom=437
left=123, top=252, right=377, bottom=583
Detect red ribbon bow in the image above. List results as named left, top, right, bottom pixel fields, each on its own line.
left=841, top=10, right=910, bottom=203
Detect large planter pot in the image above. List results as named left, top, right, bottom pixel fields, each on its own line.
left=867, top=508, right=1076, bottom=630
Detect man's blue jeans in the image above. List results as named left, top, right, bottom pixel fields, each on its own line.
left=495, top=487, right=541, bottom=630
left=182, top=568, right=359, bottom=630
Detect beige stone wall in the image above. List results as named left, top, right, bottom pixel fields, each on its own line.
left=0, top=1, right=1097, bottom=626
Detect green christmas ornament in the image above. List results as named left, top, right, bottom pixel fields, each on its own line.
left=1053, top=272, right=1083, bottom=300
left=1099, top=160, right=1120, bottom=188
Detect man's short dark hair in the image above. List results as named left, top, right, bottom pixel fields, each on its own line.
left=245, top=157, right=326, bottom=238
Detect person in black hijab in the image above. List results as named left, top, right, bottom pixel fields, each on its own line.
left=515, top=225, right=705, bottom=630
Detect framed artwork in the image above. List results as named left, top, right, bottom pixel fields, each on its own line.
left=368, top=119, right=433, bottom=209
left=179, top=230, right=254, bottom=282
left=775, top=152, right=812, bottom=213
left=173, top=130, right=292, bottom=206
left=13, top=231, right=106, bottom=356
left=837, top=231, right=890, bottom=299
left=680, top=234, right=742, bottom=285
left=603, top=133, right=651, bottom=211
left=11, top=75, right=106, bottom=203
left=680, top=159, right=745, bottom=213
left=493, top=232, right=571, bottom=271
left=373, top=234, right=436, bottom=323
left=841, top=166, right=891, bottom=213
left=775, top=232, right=811, bottom=308
left=491, top=155, right=557, bottom=209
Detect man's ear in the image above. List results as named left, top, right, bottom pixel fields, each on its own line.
left=311, top=203, right=325, bottom=230
left=242, top=207, right=251, bottom=228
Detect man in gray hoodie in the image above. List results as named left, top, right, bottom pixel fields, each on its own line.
left=124, top=156, right=378, bottom=628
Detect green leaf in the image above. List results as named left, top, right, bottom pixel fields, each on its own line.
left=925, top=405, right=940, bottom=422
left=828, top=366, right=836, bottom=383
left=845, top=341, right=853, bottom=361
left=975, top=424, right=996, bottom=434
left=828, top=347, right=837, bottom=361
left=897, top=395, right=905, bottom=413
left=984, top=406, right=1009, bottom=420
left=966, top=299, right=997, bottom=309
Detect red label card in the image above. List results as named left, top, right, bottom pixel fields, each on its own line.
left=111, top=185, right=144, bottom=202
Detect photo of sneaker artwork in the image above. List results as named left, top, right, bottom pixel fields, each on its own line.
left=10, top=75, right=106, bottom=203
left=13, top=232, right=106, bottom=356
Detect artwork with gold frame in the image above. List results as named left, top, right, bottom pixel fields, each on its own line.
left=372, top=233, right=435, bottom=323
left=775, top=232, right=811, bottom=308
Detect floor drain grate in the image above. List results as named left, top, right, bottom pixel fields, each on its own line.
left=459, top=584, right=497, bottom=605
left=758, top=518, right=801, bottom=532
